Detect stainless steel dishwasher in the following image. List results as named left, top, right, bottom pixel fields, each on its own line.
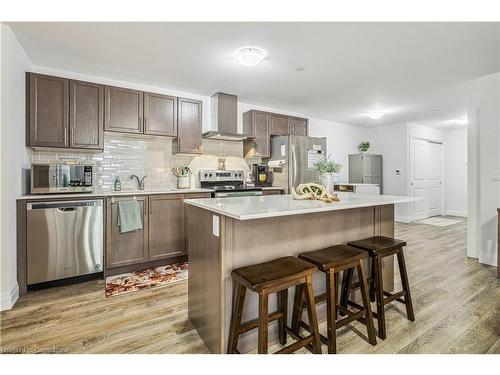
left=26, top=199, right=104, bottom=285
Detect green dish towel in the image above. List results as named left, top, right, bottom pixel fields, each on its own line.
left=117, top=200, right=143, bottom=233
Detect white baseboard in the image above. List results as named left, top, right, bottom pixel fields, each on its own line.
left=446, top=210, right=467, bottom=217
left=395, top=215, right=412, bottom=223
left=0, top=282, right=19, bottom=311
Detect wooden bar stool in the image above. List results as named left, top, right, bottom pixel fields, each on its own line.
left=291, top=245, right=377, bottom=354
left=345, top=236, right=415, bottom=340
left=227, top=256, right=322, bottom=354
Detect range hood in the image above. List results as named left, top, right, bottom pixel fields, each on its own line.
left=203, top=92, right=253, bottom=141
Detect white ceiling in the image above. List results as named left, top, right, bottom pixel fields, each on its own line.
left=9, top=22, right=500, bottom=128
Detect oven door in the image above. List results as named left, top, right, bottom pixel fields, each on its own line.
left=213, top=190, right=263, bottom=198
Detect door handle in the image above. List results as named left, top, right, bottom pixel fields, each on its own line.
left=291, top=144, right=297, bottom=188
left=57, top=207, right=78, bottom=213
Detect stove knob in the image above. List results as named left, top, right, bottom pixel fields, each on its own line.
left=204, top=173, right=208, bottom=178
left=209, top=173, right=213, bottom=178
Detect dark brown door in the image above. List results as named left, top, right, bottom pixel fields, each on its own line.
left=175, top=97, right=202, bottom=154
left=252, top=111, right=270, bottom=157
left=270, top=114, right=290, bottom=136
left=106, top=196, right=149, bottom=269
left=104, top=86, right=143, bottom=134
left=148, top=194, right=185, bottom=261
left=289, top=117, right=309, bottom=136
left=27, top=73, right=69, bottom=148
left=69, top=80, right=104, bottom=150
left=144, top=92, right=177, bottom=136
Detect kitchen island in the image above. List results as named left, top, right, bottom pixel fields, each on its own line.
left=184, top=193, right=413, bottom=353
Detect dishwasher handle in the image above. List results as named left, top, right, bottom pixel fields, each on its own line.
left=27, top=200, right=103, bottom=210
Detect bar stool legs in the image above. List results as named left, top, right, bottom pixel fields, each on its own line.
left=228, top=258, right=322, bottom=354
left=292, top=257, right=377, bottom=354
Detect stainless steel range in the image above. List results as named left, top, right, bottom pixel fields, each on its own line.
left=199, top=170, right=262, bottom=198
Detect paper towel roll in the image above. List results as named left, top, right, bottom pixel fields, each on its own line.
left=268, top=159, right=285, bottom=168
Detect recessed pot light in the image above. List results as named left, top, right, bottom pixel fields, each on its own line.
left=365, top=111, right=385, bottom=120
left=235, top=47, right=266, bottom=67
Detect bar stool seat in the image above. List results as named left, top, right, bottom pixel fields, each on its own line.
left=232, top=256, right=318, bottom=292
left=292, top=245, right=377, bottom=354
left=346, top=236, right=415, bottom=340
left=228, top=256, right=322, bottom=354
left=348, top=236, right=406, bottom=256
left=297, top=244, right=367, bottom=271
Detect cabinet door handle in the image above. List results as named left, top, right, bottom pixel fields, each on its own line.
left=70, top=128, right=74, bottom=145
left=64, top=129, right=68, bottom=146
left=144, top=117, right=147, bottom=129
left=139, top=116, right=143, bottom=131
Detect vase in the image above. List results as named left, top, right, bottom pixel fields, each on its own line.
left=320, top=173, right=340, bottom=194
left=177, top=176, right=190, bottom=189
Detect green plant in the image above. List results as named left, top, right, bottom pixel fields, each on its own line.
left=358, top=140, right=370, bottom=152
left=313, top=154, right=342, bottom=174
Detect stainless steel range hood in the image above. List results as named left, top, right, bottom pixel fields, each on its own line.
left=203, top=92, right=253, bottom=141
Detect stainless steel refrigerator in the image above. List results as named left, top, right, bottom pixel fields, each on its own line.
left=266, top=135, right=327, bottom=193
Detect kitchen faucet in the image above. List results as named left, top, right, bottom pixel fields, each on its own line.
left=130, top=175, right=148, bottom=190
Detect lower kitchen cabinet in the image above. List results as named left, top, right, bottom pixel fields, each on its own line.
left=106, top=196, right=149, bottom=269
left=149, top=194, right=185, bottom=261
left=105, top=192, right=211, bottom=270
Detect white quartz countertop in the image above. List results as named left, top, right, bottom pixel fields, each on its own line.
left=185, top=193, right=415, bottom=220
left=17, top=188, right=213, bottom=200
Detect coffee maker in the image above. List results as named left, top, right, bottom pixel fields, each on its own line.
left=251, top=163, right=274, bottom=187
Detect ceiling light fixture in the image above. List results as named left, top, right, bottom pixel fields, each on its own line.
left=365, top=111, right=385, bottom=120
left=235, top=47, right=266, bottom=67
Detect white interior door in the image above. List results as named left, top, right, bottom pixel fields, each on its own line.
left=410, top=138, right=443, bottom=220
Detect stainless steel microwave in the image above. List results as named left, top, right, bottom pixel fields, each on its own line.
left=31, top=164, right=94, bottom=194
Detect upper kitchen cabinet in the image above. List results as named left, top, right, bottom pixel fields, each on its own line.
left=270, top=114, right=290, bottom=136
left=144, top=92, right=177, bottom=137
left=69, top=80, right=104, bottom=150
left=289, top=117, right=309, bottom=136
left=27, top=73, right=69, bottom=148
left=173, top=97, right=203, bottom=154
left=27, top=73, right=104, bottom=150
left=243, top=110, right=270, bottom=158
left=104, top=85, right=144, bottom=134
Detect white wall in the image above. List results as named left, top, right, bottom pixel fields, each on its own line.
left=369, top=123, right=409, bottom=221
left=444, top=128, right=468, bottom=217
left=0, top=24, right=33, bottom=310
left=308, top=119, right=367, bottom=182
left=467, top=73, right=500, bottom=267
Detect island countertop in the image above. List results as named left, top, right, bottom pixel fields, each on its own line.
left=184, top=193, right=414, bottom=220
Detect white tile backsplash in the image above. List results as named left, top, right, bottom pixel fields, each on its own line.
left=31, top=134, right=260, bottom=191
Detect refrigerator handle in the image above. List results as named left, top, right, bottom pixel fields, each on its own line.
left=291, top=144, right=297, bottom=189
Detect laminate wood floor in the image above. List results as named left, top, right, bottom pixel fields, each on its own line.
left=1, top=217, right=498, bottom=354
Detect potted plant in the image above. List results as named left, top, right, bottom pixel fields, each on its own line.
left=358, top=140, right=370, bottom=153
left=313, top=155, right=342, bottom=193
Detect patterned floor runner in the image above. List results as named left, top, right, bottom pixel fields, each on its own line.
left=105, top=262, right=188, bottom=297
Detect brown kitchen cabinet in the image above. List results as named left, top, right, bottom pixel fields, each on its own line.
left=270, top=114, right=290, bottom=136
left=148, top=194, right=185, bottom=261
left=104, top=85, right=144, bottom=134
left=289, top=116, right=309, bottom=136
left=262, top=189, right=284, bottom=196
left=173, top=97, right=203, bottom=154
left=144, top=92, right=177, bottom=137
left=106, top=196, right=149, bottom=269
left=27, top=73, right=69, bottom=148
left=27, top=73, right=104, bottom=150
left=243, top=110, right=309, bottom=158
left=243, top=110, right=271, bottom=158
left=69, top=80, right=104, bottom=149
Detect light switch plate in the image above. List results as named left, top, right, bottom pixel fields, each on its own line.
left=212, top=215, right=219, bottom=237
